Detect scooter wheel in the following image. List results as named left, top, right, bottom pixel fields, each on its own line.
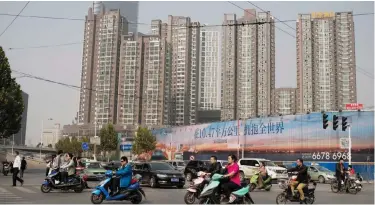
left=130, top=191, right=142, bottom=204
left=41, top=184, right=52, bottom=193
left=184, top=192, right=196, bottom=204
left=276, top=193, right=287, bottom=205
left=91, top=193, right=104, bottom=204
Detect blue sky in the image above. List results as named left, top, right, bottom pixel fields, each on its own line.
left=0, top=1, right=373, bottom=145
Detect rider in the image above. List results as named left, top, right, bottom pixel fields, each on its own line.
left=207, top=156, right=222, bottom=176
left=221, top=154, right=241, bottom=201
left=287, top=158, right=308, bottom=204
left=257, top=162, right=270, bottom=188
left=110, top=156, right=132, bottom=196
left=2, top=159, right=10, bottom=173
left=60, top=153, right=75, bottom=184
left=335, top=158, right=346, bottom=191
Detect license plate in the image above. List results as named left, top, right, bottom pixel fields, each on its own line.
left=171, top=178, right=179, bottom=182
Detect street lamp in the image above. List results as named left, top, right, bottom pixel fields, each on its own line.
left=40, top=118, right=53, bottom=160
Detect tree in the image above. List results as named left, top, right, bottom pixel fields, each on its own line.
left=99, top=124, right=117, bottom=156
left=0, top=46, right=24, bottom=138
left=47, top=144, right=52, bottom=148
left=55, top=137, right=81, bottom=155
left=132, top=126, right=156, bottom=155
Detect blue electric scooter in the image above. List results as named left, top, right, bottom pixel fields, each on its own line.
left=90, top=170, right=146, bottom=204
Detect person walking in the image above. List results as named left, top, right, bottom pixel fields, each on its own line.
left=12, top=151, right=24, bottom=186
left=20, top=157, right=27, bottom=178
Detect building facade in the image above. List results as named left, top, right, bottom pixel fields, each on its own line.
left=275, top=88, right=297, bottom=115
left=78, top=7, right=128, bottom=125
left=93, top=1, right=138, bottom=33
left=221, top=9, right=275, bottom=121
left=296, top=12, right=357, bottom=113
left=14, top=91, right=28, bottom=145
left=42, top=124, right=61, bottom=148
left=199, top=27, right=221, bottom=111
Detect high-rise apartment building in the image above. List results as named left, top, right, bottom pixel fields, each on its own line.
left=78, top=7, right=128, bottom=125
left=14, top=91, right=28, bottom=145
left=93, top=1, right=138, bottom=33
left=117, top=33, right=166, bottom=126
left=275, top=88, right=297, bottom=115
left=221, top=9, right=275, bottom=121
left=199, top=27, right=221, bottom=110
left=296, top=12, right=357, bottom=113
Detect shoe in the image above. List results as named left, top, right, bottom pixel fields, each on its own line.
left=21, top=181, right=24, bottom=186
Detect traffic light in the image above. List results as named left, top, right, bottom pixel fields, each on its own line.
left=322, top=113, right=329, bottom=129
left=342, top=117, right=348, bottom=131
left=333, top=115, right=339, bottom=130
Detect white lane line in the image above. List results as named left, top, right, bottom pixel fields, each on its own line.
left=14, top=187, right=36, bottom=194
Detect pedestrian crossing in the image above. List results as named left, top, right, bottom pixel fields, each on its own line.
left=0, top=187, right=29, bottom=204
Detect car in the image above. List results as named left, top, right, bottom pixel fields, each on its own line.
left=308, top=164, right=336, bottom=183
left=133, top=161, right=185, bottom=188
left=238, top=158, right=288, bottom=182
left=164, top=160, right=186, bottom=171
left=83, top=161, right=106, bottom=181
left=184, top=160, right=210, bottom=181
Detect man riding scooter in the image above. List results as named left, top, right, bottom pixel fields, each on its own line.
left=287, top=158, right=308, bottom=204
left=108, top=156, right=132, bottom=196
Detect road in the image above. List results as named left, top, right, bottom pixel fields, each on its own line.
left=0, top=169, right=373, bottom=204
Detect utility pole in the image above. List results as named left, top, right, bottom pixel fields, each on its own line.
left=12, top=134, right=14, bottom=155
left=348, top=125, right=352, bottom=165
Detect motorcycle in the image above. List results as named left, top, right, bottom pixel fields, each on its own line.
left=330, top=173, right=358, bottom=194
left=90, top=171, right=146, bottom=204
left=2, top=163, right=11, bottom=176
left=184, top=171, right=210, bottom=204
left=249, top=172, right=272, bottom=191
left=40, top=169, right=86, bottom=193
left=276, top=172, right=317, bottom=204
left=198, top=174, right=255, bottom=204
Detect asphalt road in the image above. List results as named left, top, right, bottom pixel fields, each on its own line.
left=0, top=169, right=373, bottom=204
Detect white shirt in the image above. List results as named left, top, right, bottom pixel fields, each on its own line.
left=13, top=155, right=21, bottom=169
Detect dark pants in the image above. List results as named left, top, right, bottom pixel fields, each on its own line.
left=110, top=177, right=120, bottom=195
left=337, top=174, right=343, bottom=191
left=46, top=168, right=50, bottom=177
left=222, top=181, right=241, bottom=198
left=12, top=168, right=24, bottom=186
left=61, top=171, right=68, bottom=183
left=20, top=169, right=25, bottom=178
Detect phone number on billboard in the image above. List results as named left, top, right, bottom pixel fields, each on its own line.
left=302, top=152, right=351, bottom=161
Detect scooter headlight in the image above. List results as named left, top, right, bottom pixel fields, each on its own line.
left=229, top=194, right=236, bottom=203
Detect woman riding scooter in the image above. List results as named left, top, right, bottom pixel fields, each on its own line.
left=221, top=154, right=241, bottom=202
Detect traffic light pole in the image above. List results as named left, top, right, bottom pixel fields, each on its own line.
left=348, top=125, right=352, bottom=165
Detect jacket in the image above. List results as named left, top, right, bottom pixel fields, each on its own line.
left=335, top=163, right=346, bottom=177
left=21, top=160, right=27, bottom=170
left=61, top=159, right=75, bottom=176
left=116, top=163, right=132, bottom=188
left=287, top=164, right=308, bottom=183
left=208, top=162, right=221, bottom=175
left=13, top=156, right=21, bottom=169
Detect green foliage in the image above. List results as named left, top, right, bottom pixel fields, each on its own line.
left=132, top=126, right=156, bottom=155
left=0, top=46, right=24, bottom=138
left=55, top=137, right=83, bottom=156
left=99, top=124, right=117, bottom=154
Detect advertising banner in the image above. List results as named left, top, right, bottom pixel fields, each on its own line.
left=151, top=111, right=374, bottom=162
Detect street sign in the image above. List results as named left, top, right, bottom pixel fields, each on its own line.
left=339, top=138, right=349, bottom=149
left=190, top=155, right=195, bottom=160
left=90, top=137, right=101, bottom=145
left=345, top=103, right=363, bottom=110
left=81, top=142, right=89, bottom=151
left=120, top=144, right=132, bottom=151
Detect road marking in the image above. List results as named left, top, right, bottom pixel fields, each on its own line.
left=14, top=187, right=36, bottom=194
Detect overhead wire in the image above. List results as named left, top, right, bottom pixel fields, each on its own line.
left=0, top=2, right=30, bottom=38
left=11, top=69, right=374, bottom=113
left=227, top=1, right=296, bottom=38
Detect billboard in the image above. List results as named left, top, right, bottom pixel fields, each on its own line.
left=150, top=111, right=374, bottom=162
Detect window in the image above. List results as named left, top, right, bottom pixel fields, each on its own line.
left=149, top=162, right=173, bottom=170
left=134, top=163, right=144, bottom=170
left=240, top=160, right=257, bottom=166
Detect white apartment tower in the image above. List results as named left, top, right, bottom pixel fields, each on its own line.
left=199, top=27, right=221, bottom=110
left=296, top=12, right=357, bottom=113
